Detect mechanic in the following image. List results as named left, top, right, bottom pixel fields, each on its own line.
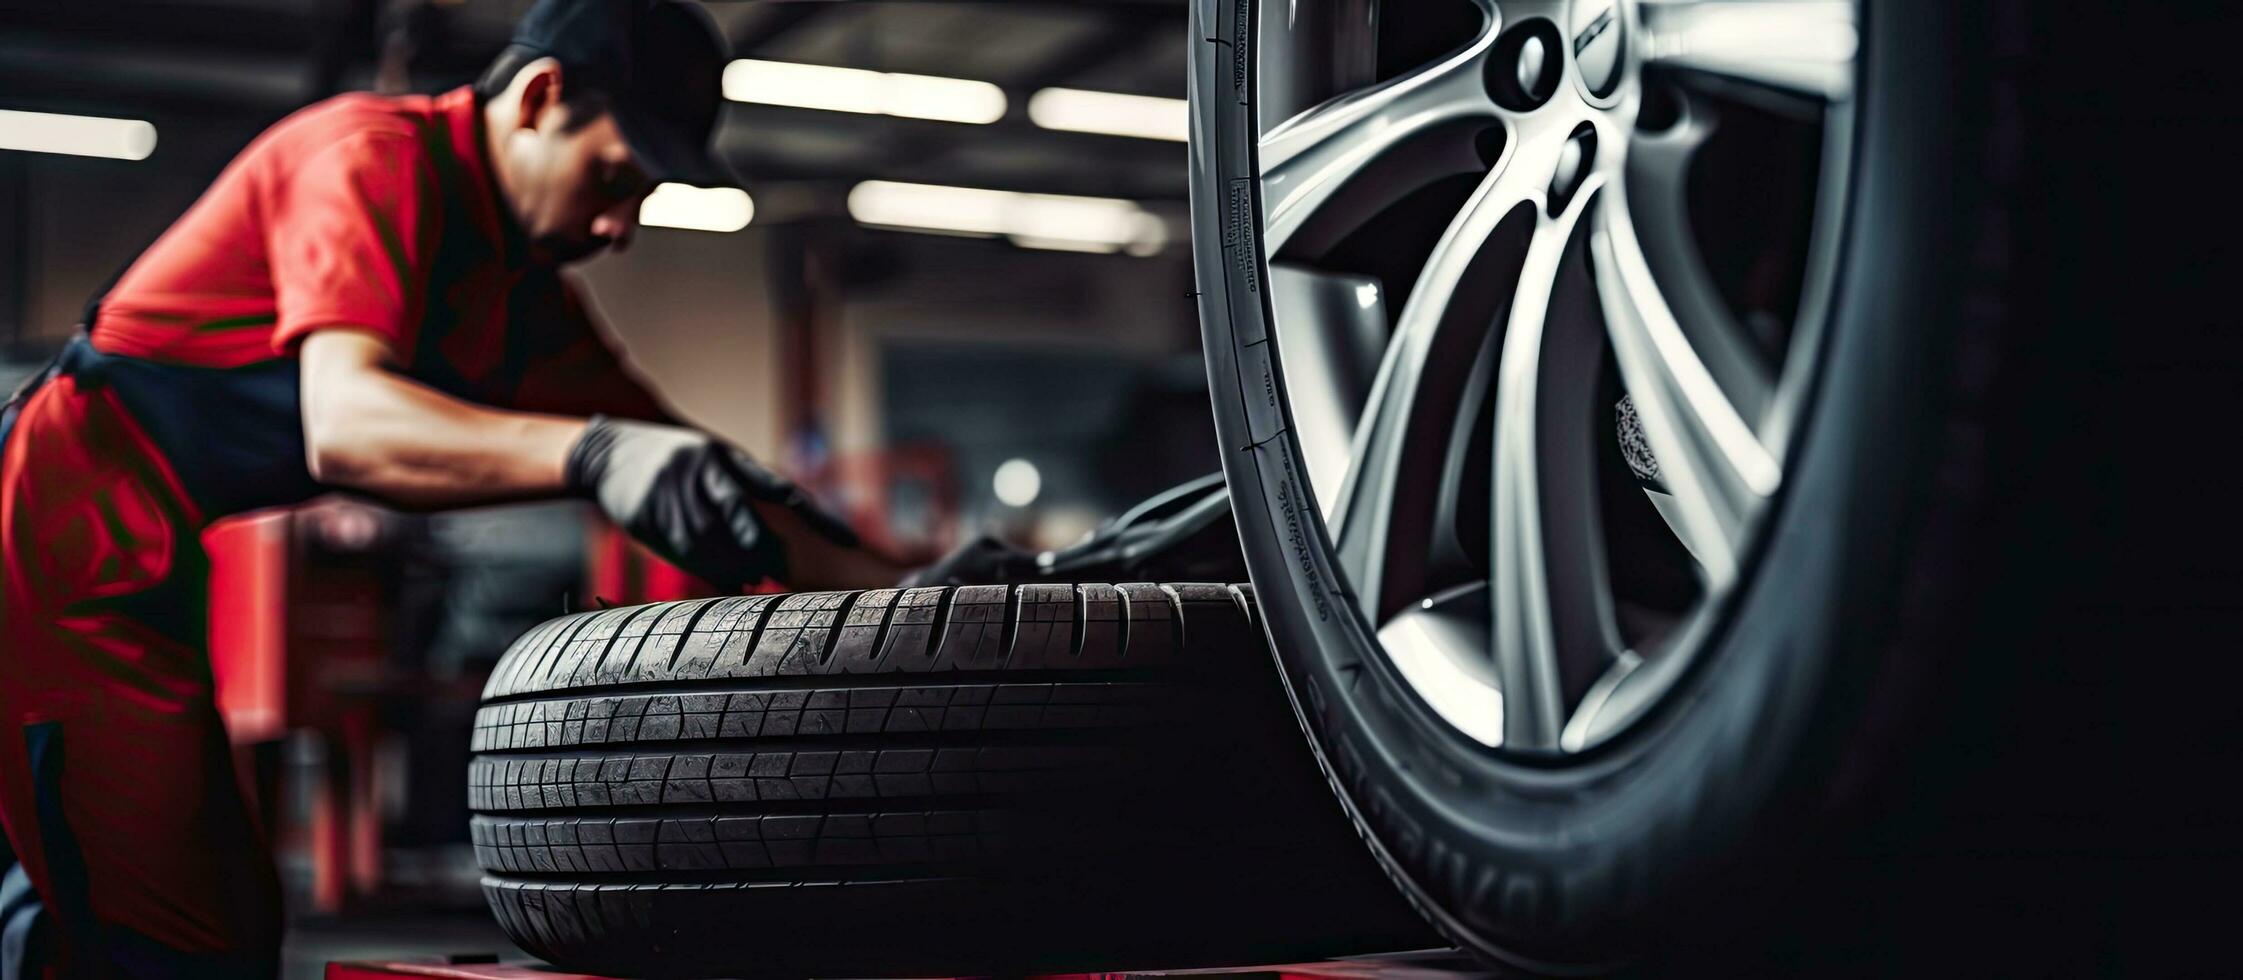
left=0, top=0, right=916, bottom=974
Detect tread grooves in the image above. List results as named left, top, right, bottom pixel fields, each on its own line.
left=589, top=604, right=658, bottom=681
left=560, top=607, right=635, bottom=685
left=1158, top=584, right=1190, bottom=654
left=1070, top=585, right=1090, bottom=663
left=475, top=666, right=1170, bottom=707
left=583, top=604, right=657, bottom=684
left=925, top=586, right=955, bottom=664
left=490, top=618, right=558, bottom=699
left=1117, top=586, right=1134, bottom=663
left=869, top=587, right=904, bottom=665
left=474, top=727, right=1157, bottom=757
left=480, top=793, right=1009, bottom=816
left=567, top=609, right=628, bottom=686
left=818, top=590, right=861, bottom=665
left=471, top=744, right=1114, bottom=768
left=999, top=587, right=1022, bottom=668
left=484, top=866, right=978, bottom=887
left=596, top=596, right=663, bottom=681
left=734, top=592, right=785, bottom=675
left=527, top=613, right=602, bottom=697
left=660, top=597, right=725, bottom=673
left=524, top=614, right=590, bottom=693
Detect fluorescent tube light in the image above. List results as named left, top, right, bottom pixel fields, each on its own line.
left=881, top=72, right=1009, bottom=125
left=0, top=109, right=157, bottom=160
left=639, top=183, right=753, bottom=233
left=1008, top=235, right=1123, bottom=254
left=847, top=181, right=1011, bottom=236
left=723, top=60, right=1006, bottom=125
left=1026, top=88, right=1188, bottom=142
left=845, top=180, right=1167, bottom=254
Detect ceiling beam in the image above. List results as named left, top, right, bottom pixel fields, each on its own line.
left=1011, top=5, right=1183, bottom=94
left=728, top=4, right=835, bottom=57
left=845, top=5, right=1183, bottom=182
left=0, top=1, right=326, bottom=57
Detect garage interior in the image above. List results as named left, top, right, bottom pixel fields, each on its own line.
left=1, top=1, right=1262, bottom=975
left=4, top=1, right=2235, bottom=977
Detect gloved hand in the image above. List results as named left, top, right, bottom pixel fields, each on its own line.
left=566, top=415, right=858, bottom=589
left=900, top=534, right=1037, bottom=588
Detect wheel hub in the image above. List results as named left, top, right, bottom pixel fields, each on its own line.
left=1570, top=2, right=1624, bottom=97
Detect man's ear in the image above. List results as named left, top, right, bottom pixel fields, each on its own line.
left=514, top=57, right=566, bottom=132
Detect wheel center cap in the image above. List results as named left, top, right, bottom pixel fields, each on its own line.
left=1570, top=1, right=1625, bottom=98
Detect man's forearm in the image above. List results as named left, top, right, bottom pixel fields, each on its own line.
left=313, top=378, right=902, bottom=584
left=299, top=329, right=905, bottom=587
left=303, top=350, right=589, bottom=509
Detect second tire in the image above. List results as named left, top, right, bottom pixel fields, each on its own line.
left=470, top=583, right=1433, bottom=976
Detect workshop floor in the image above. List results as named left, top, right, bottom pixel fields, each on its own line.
left=283, top=911, right=523, bottom=979
left=270, top=848, right=1489, bottom=980
left=276, top=845, right=525, bottom=979
left=280, top=911, right=1493, bottom=980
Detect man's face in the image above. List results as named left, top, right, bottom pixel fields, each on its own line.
left=505, top=106, right=651, bottom=264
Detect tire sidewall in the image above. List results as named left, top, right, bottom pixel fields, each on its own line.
left=1189, top=0, right=1998, bottom=968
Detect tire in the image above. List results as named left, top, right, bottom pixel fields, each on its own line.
left=469, top=584, right=1434, bottom=976
left=1185, top=0, right=2225, bottom=972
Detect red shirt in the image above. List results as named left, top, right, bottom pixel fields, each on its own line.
left=92, top=86, right=664, bottom=421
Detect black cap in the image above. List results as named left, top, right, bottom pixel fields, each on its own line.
left=507, top=0, right=738, bottom=189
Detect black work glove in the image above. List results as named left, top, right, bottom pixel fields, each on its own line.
left=566, top=415, right=859, bottom=589
left=900, top=534, right=1037, bottom=588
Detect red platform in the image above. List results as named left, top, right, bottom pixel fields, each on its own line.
left=326, top=951, right=1488, bottom=980
left=329, top=963, right=605, bottom=980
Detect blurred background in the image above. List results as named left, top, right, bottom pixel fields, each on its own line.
left=0, top=0, right=1207, bottom=969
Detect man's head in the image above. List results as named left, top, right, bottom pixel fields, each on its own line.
left=476, top=0, right=736, bottom=265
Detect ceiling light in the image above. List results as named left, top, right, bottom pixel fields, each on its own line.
left=0, top=109, right=157, bottom=160
left=1008, top=235, right=1120, bottom=255
left=993, top=458, right=1042, bottom=507
left=848, top=181, right=1011, bottom=237
left=846, top=180, right=1167, bottom=254
left=881, top=72, right=1009, bottom=125
left=639, top=183, right=753, bottom=233
left=723, top=59, right=1006, bottom=125
left=1026, top=88, right=1188, bottom=142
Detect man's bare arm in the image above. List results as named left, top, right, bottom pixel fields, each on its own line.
left=300, top=328, right=588, bottom=509
left=300, top=328, right=908, bottom=588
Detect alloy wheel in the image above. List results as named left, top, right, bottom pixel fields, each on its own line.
left=1251, top=0, right=1859, bottom=753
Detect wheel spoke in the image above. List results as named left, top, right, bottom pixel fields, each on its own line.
left=1327, top=119, right=1564, bottom=618
left=1376, top=583, right=1504, bottom=747
left=1560, top=649, right=1644, bottom=752
left=1561, top=611, right=1709, bottom=751
left=1490, top=181, right=1621, bottom=751
left=1267, top=264, right=1392, bottom=519
left=1590, top=185, right=1782, bottom=586
left=1623, top=107, right=1775, bottom=429
left=1637, top=0, right=1858, bottom=102
left=1258, top=6, right=1499, bottom=256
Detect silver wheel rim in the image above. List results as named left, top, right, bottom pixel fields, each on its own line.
left=1251, top=0, right=1860, bottom=754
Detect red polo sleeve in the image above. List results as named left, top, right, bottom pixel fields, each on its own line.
left=265, top=130, right=442, bottom=361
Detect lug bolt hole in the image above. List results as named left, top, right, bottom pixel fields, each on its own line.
left=1487, top=19, right=1565, bottom=111
left=1517, top=36, right=1549, bottom=96
left=1548, top=124, right=1597, bottom=215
